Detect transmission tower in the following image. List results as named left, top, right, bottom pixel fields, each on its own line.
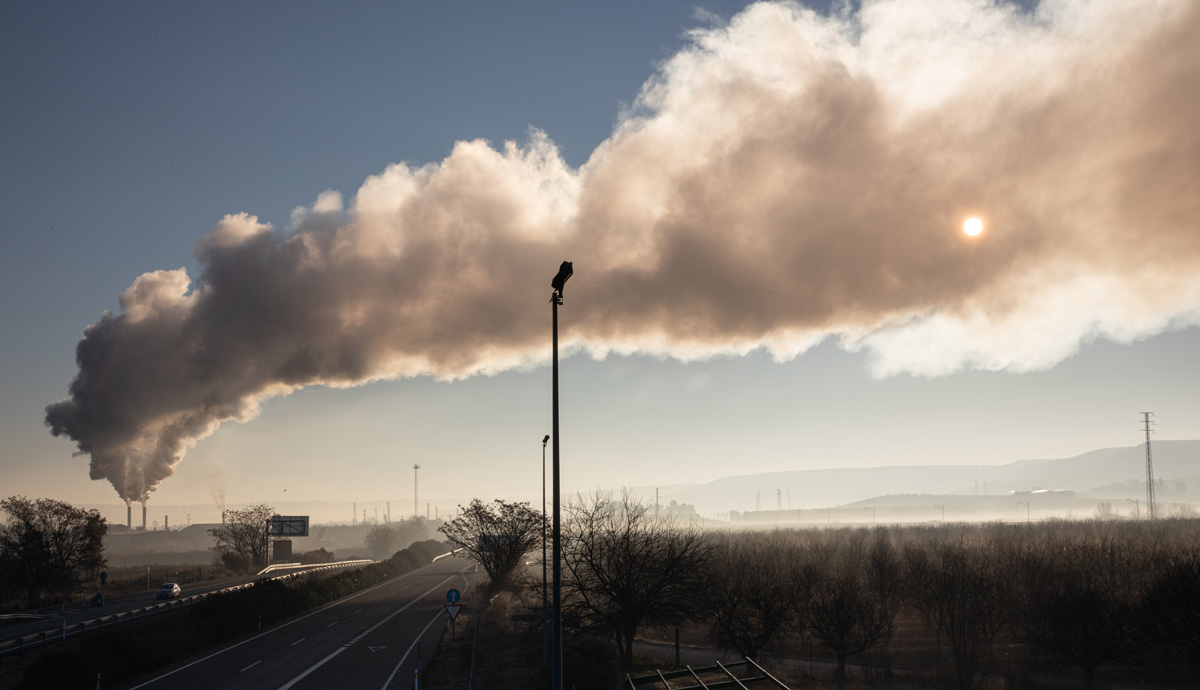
left=413, top=464, right=421, bottom=519
left=1143, top=412, right=1156, bottom=520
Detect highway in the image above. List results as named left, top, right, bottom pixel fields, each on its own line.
left=119, top=556, right=480, bottom=690
left=0, top=561, right=371, bottom=652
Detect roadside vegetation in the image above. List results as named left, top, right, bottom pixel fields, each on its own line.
left=0, top=496, right=107, bottom=612
left=442, top=492, right=1200, bottom=689
left=12, top=540, right=450, bottom=690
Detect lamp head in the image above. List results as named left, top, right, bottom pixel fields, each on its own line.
left=551, top=261, right=573, bottom=295
left=542, top=434, right=550, bottom=445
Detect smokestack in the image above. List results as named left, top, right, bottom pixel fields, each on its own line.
left=142, top=505, right=147, bottom=531
left=221, top=510, right=226, bottom=525
left=126, top=504, right=132, bottom=530
left=353, top=502, right=356, bottom=526
left=165, top=515, right=169, bottom=531
left=42, top=0, right=1200, bottom=504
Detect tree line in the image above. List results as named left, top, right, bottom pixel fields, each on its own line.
left=0, top=496, right=107, bottom=608
left=440, top=494, right=1200, bottom=689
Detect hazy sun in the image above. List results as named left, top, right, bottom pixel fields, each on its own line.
left=963, top=217, right=983, bottom=236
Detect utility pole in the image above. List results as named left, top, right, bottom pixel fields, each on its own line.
left=756, top=491, right=761, bottom=513
left=413, top=464, right=421, bottom=519
left=776, top=489, right=782, bottom=513
left=655, top=488, right=660, bottom=518
left=1143, top=412, right=1156, bottom=520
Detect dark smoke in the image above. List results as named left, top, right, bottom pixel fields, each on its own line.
left=46, top=0, right=1200, bottom=502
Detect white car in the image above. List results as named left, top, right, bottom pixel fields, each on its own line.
left=156, top=582, right=181, bottom=599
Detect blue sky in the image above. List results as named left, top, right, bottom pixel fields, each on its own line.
left=3, top=0, right=1198, bottom=518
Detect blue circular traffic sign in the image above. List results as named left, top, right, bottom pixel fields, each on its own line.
left=446, top=588, right=461, bottom=603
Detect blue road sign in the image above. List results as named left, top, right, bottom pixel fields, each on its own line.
left=446, top=588, right=461, bottom=603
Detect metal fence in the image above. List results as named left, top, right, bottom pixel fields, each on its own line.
left=626, top=658, right=790, bottom=690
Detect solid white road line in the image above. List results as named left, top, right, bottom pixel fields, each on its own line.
left=291, top=638, right=306, bottom=646
left=240, top=661, right=261, bottom=672
left=124, top=558, right=458, bottom=690
left=277, top=572, right=464, bottom=690
left=379, top=565, right=474, bottom=690
left=275, top=647, right=346, bottom=690
left=378, top=610, right=443, bottom=690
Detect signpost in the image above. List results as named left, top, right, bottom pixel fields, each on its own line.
left=445, top=603, right=462, bottom=640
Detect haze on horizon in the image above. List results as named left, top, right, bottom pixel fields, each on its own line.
left=3, top=0, right=1199, bottom=511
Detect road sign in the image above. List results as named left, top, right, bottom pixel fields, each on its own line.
left=267, top=515, right=309, bottom=537
left=446, top=588, right=461, bottom=603
left=445, top=604, right=462, bottom=620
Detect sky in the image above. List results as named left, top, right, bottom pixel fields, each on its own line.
left=3, top=0, right=1199, bottom=521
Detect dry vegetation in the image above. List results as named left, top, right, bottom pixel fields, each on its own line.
left=447, top=513, right=1200, bottom=690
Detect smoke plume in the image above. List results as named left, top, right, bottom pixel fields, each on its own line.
left=46, top=0, right=1200, bottom=502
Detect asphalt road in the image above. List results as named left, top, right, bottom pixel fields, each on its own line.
left=1, top=564, right=362, bottom=645
left=119, top=556, right=480, bottom=690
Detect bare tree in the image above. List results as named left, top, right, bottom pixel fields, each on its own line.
left=209, top=504, right=274, bottom=573
left=706, top=533, right=815, bottom=660
left=563, top=491, right=713, bottom=669
left=904, top=542, right=1009, bottom=690
left=1017, top=542, right=1143, bottom=690
left=808, top=570, right=893, bottom=687
left=439, top=499, right=544, bottom=588
left=0, top=496, right=107, bottom=602
left=1142, top=554, right=1200, bottom=664
left=364, top=524, right=399, bottom=561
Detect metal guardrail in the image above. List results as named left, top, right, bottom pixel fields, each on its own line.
left=431, top=547, right=463, bottom=563
left=0, top=559, right=375, bottom=657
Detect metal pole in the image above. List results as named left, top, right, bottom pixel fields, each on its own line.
left=542, top=436, right=549, bottom=667
left=551, top=290, right=563, bottom=690
left=414, top=464, right=421, bottom=519
left=1143, top=412, right=1156, bottom=520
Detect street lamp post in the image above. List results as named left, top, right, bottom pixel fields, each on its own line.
left=550, top=260, right=572, bottom=690
left=541, top=433, right=550, bottom=666
left=1127, top=498, right=1140, bottom=520
left=1017, top=501, right=1030, bottom=523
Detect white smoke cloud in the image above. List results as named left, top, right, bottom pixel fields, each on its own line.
left=46, top=0, right=1200, bottom=502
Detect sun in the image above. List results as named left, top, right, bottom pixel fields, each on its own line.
left=963, top=217, right=983, bottom=236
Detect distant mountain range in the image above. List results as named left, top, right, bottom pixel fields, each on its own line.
left=662, top=440, right=1200, bottom=515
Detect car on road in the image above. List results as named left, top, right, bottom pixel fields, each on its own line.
left=156, top=583, right=181, bottom=599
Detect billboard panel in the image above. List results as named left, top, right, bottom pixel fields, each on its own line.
left=268, top=515, right=309, bottom=537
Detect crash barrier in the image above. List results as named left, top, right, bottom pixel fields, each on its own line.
left=0, top=559, right=376, bottom=656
